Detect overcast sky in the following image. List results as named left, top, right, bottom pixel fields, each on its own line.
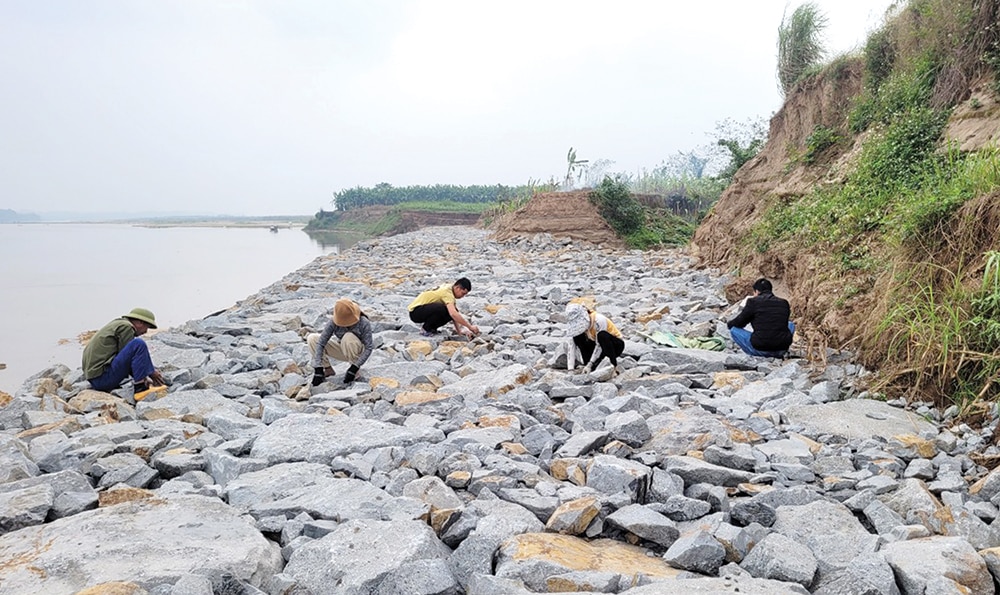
left=1, top=1, right=895, bottom=217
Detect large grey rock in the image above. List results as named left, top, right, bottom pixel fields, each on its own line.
left=783, top=399, right=936, bottom=441
left=249, top=413, right=440, bottom=464
left=740, top=532, right=817, bottom=589
left=771, top=500, right=879, bottom=581
left=661, top=455, right=754, bottom=487
left=812, top=551, right=901, bottom=595
left=135, top=388, right=249, bottom=419
left=0, top=483, right=54, bottom=533
left=619, top=577, right=809, bottom=594
left=605, top=504, right=679, bottom=547
left=283, top=519, right=453, bottom=594
left=438, top=364, right=530, bottom=403
left=882, top=536, right=994, bottom=595
left=662, top=529, right=727, bottom=574
left=0, top=494, right=282, bottom=593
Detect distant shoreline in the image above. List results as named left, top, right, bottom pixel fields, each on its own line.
left=3, top=217, right=312, bottom=229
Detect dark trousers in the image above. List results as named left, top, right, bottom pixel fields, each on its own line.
left=409, top=303, right=451, bottom=332
left=574, top=331, right=625, bottom=368
left=88, top=338, right=155, bottom=392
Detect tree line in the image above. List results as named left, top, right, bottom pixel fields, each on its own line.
left=331, top=183, right=530, bottom=211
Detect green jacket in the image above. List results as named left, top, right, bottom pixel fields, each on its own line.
left=82, top=318, right=136, bottom=380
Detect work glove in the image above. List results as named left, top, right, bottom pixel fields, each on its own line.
left=344, top=364, right=360, bottom=384
left=311, top=367, right=326, bottom=387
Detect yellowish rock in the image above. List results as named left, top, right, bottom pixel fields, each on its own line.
left=890, top=434, right=938, bottom=459
left=712, top=371, right=746, bottom=390
left=546, top=497, right=601, bottom=535
left=369, top=377, right=400, bottom=389
left=737, top=483, right=774, bottom=496
left=99, top=487, right=158, bottom=507
left=395, top=390, right=452, bottom=406
left=500, top=532, right=681, bottom=580
left=430, top=508, right=458, bottom=534
left=478, top=414, right=520, bottom=429
left=445, top=471, right=471, bottom=488
left=17, top=418, right=84, bottom=441
left=501, top=442, right=528, bottom=455
left=407, top=340, right=433, bottom=358
left=66, top=389, right=122, bottom=413
left=75, top=582, right=148, bottom=595
left=484, top=304, right=504, bottom=314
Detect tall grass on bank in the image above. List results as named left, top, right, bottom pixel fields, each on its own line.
left=777, top=2, right=828, bottom=96
left=873, top=252, right=1000, bottom=408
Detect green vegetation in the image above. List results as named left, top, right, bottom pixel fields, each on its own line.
left=745, top=0, right=1000, bottom=407
left=802, top=125, right=840, bottom=164
left=332, top=183, right=524, bottom=212
left=305, top=200, right=487, bottom=236
left=777, top=2, right=828, bottom=96
left=713, top=118, right=769, bottom=185
left=590, top=176, right=644, bottom=236
left=589, top=175, right=694, bottom=249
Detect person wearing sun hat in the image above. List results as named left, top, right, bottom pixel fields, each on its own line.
left=307, top=298, right=374, bottom=386
left=563, top=301, right=625, bottom=375
left=82, top=307, right=167, bottom=400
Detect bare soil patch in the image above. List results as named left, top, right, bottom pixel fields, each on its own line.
left=490, top=191, right=622, bottom=248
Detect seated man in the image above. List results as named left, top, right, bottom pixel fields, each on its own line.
left=726, top=278, right=795, bottom=358
left=82, top=307, right=166, bottom=400
left=308, top=298, right=373, bottom=386
left=407, top=277, right=479, bottom=337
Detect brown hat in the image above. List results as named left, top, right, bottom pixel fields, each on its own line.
left=332, top=298, right=361, bottom=326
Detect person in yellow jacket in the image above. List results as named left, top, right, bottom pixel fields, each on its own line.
left=564, top=302, right=624, bottom=373
left=407, top=277, right=480, bottom=337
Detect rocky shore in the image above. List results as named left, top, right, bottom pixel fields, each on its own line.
left=2, top=226, right=1000, bottom=594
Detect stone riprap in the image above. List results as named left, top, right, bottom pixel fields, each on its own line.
left=1, top=226, right=999, bottom=594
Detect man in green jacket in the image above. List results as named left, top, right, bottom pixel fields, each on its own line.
left=82, top=307, right=166, bottom=400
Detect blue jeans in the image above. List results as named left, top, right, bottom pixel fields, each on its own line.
left=88, top=338, right=156, bottom=391
left=730, top=322, right=796, bottom=358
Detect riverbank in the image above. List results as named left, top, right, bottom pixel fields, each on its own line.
left=2, top=226, right=999, bottom=594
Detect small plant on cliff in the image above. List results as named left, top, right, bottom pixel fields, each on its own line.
left=802, top=125, right=840, bottom=164
left=777, top=2, right=828, bottom=96
left=589, top=175, right=644, bottom=236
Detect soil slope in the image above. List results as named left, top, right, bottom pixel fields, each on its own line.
left=490, top=191, right=623, bottom=247
left=691, top=61, right=1000, bottom=350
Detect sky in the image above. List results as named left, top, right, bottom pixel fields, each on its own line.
left=0, top=1, right=896, bottom=217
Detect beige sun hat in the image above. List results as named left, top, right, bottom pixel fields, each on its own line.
left=332, top=299, right=361, bottom=326
left=124, top=307, right=157, bottom=329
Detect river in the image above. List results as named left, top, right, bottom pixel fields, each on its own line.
left=0, top=223, right=363, bottom=394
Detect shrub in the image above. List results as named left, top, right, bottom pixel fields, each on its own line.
left=589, top=175, right=645, bottom=236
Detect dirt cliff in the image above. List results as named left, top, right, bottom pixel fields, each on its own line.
left=491, top=191, right=623, bottom=247
left=691, top=60, right=1000, bottom=352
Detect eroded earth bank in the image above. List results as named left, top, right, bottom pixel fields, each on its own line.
left=3, top=227, right=1000, bottom=594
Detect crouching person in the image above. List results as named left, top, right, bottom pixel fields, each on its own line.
left=563, top=302, right=625, bottom=374
left=308, top=298, right=373, bottom=385
left=82, top=307, right=167, bottom=401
